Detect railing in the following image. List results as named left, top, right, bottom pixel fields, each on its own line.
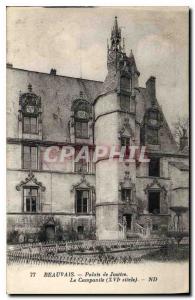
left=7, top=238, right=175, bottom=266
left=134, top=223, right=148, bottom=237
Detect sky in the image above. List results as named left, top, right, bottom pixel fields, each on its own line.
left=6, top=6, right=189, bottom=127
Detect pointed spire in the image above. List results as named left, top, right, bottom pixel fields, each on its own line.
left=129, top=49, right=133, bottom=58
left=113, top=16, right=119, bottom=32
left=110, top=16, right=121, bottom=51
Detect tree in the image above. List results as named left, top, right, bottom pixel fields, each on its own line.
left=172, top=116, right=189, bottom=146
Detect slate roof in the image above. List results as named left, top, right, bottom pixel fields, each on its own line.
left=169, top=161, right=189, bottom=171
left=7, top=67, right=103, bottom=142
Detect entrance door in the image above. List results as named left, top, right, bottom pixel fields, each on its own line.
left=45, top=225, right=55, bottom=241
left=124, top=214, right=132, bottom=230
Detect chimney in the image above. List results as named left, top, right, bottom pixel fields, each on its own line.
left=180, top=129, right=188, bottom=151
left=6, top=63, right=13, bottom=68
left=50, top=68, right=57, bottom=75
left=146, top=76, right=156, bottom=99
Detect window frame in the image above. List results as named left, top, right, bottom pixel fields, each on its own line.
left=22, top=145, right=38, bottom=170
left=75, top=189, right=91, bottom=214
left=149, top=157, right=160, bottom=177
left=23, top=186, right=39, bottom=213
left=148, top=190, right=161, bottom=215
left=22, top=115, right=38, bottom=134
left=121, top=188, right=131, bottom=202
left=75, top=119, right=89, bottom=139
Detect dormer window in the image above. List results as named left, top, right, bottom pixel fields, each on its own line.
left=18, top=84, right=42, bottom=136
left=147, top=128, right=158, bottom=145
left=71, top=92, right=92, bottom=140
left=142, top=102, right=163, bottom=145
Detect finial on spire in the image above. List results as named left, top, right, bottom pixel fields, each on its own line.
left=129, top=49, right=133, bottom=58
left=110, top=16, right=122, bottom=52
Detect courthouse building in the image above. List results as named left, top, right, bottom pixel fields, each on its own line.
left=7, top=17, right=189, bottom=241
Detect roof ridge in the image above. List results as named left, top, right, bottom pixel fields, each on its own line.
left=6, top=66, right=103, bottom=83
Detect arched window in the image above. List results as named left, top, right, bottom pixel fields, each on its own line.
left=71, top=92, right=92, bottom=139
left=18, top=84, right=42, bottom=135
left=142, top=102, right=163, bottom=145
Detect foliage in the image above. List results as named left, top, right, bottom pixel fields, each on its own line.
left=172, top=116, right=189, bottom=145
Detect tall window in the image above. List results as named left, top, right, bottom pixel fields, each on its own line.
left=76, top=190, right=90, bottom=214
left=23, top=145, right=38, bottom=169
left=147, top=128, right=158, bottom=145
left=148, top=191, right=160, bottom=214
left=121, top=189, right=131, bottom=202
left=23, top=187, right=38, bottom=213
left=74, top=160, right=88, bottom=173
left=75, top=120, right=88, bottom=138
left=149, top=157, right=160, bottom=177
left=23, top=116, right=37, bottom=134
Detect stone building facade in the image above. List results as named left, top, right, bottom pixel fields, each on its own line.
left=7, top=17, right=189, bottom=242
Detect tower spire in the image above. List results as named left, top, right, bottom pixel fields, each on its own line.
left=110, top=16, right=122, bottom=52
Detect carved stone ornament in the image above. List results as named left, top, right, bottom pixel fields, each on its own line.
left=71, top=91, right=92, bottom=117
left=144, top=178, right=167, bottom=197
left=118, top=117, right=135, bottom=141
left=19, top=83, right=41, bottom=115
left=119, top=171, right=135, bottom=191
left=16, top=171, right=46, bottom=191
left=71, top=173, right=95, bottom=192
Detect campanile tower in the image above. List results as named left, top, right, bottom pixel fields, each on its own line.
left=94, top=17, right=140, bottom=240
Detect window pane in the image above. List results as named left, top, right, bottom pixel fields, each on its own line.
left=23, top=146, right=37, bottom=169
left=82, top=198, right=88, bottom=213
left=76, top=190, right=89, bottom=213
left=30, top=117, right=37, bottom=133
left=23, top=117, right=30, bottom=133
left=122, top=189, right=131, bottom=201
left=31, top=188, right=38, bottom=196
left=75, top=122, right=82, bottom=137
left=23, top=155, right=31, bottom=169
left=76, top=190, right=82, bottom=213
left=24, top=188, right=31, bottom=196
left=23, top=146, right=30, bottom=154
left=83, top=190, right=89, bottom=199
left=148, top=192, right=160, bottom=214
left=75, top=121, right=88, bottom=138
left=31, top=147, right=37, bottom=169
left=149, top=158, right=160, bottom=177
left=75, top=160, right=87, bottom=173
left=23, top=116, right=37, bottom=134
left=31, top=160, right=37, bottom=169
left=81, top=122, right=88, bottom=138
left=31, top=197, right=37, bottom=212
left=26, top=198, right=31, bottom=212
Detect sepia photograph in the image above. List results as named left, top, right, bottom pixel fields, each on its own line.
left=6, top=6, right=189, bottom=294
